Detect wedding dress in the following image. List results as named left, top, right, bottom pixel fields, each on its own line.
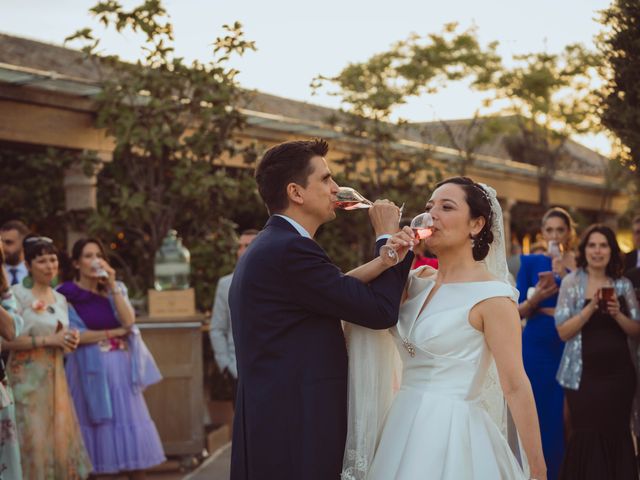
left=365, top=267, right=527, bottom=479
left=341, top=183, right=529, bottom=480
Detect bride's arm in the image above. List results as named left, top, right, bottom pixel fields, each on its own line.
left=346, top=227, right=415, bottom=283
left=479, top=297, right=547, bottom=480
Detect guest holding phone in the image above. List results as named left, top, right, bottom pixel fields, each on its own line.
left=58, top=238, right=164, bottom=480
left=555, top=224, right=640, bottom=479
left=5, top=235, right=91, bottom=478
left=516, top=207, right=577, bottom=480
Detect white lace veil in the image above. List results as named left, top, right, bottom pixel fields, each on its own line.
left=341, top=182, right=527, bottom=480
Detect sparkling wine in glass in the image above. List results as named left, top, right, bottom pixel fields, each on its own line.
left=333, top=187, right=373, bottom=210
left=410, top=212, right=435, bottom=241
left=380, top=212, right=434, bottom=265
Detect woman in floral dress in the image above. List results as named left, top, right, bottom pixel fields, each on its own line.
left=6, top=235, right=92, bottom=479
left=0, top=233, right=23, bottom=479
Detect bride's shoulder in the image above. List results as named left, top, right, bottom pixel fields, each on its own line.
left=404, top=266, right=437, bottom=300
left=411, top=265, right=438, bottom=281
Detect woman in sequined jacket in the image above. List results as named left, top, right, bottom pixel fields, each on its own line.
left=555, top=224, right=640, bottom=480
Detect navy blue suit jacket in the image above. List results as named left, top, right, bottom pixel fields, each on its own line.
left=229, top=215, right=412, bottom=480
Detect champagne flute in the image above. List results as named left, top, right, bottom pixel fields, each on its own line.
left=547, top=240, right=563, bottom=259
left=380, top=212, right=434, bottom=265
left=333, top=187, right=373, bottom=210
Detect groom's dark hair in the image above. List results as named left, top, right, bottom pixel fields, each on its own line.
left=255, top=139, right=329, bottom=213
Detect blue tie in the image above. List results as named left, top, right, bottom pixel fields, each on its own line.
left=8, top=268, right=19, bottom=286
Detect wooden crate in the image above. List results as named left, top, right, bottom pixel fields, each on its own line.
left=139, top=318, right=205, bottom=457
left=148, top=288, right=195, bottom=318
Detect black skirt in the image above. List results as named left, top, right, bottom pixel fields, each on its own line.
left=560, top=299, right=638, bottom=480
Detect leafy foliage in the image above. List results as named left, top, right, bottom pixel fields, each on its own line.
left=475, top=45, right=602, bottom=207
left=599, top=0, right=640, bottom=192
left=0, top=147, right=95, bottom=244
left=312, top=24, right=503, bottom=266
left=66, top=1, right=259, bottom=304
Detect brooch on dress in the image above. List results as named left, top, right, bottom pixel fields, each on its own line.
left=402, top=337, right=416, bottom=357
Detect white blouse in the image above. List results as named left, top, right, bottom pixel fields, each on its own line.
left=11, top=284, right=69, bottom=336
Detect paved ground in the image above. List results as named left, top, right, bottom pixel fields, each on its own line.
left=92, top=443, right=230, bottom=480
left=184, top=443, right=231, bottom=480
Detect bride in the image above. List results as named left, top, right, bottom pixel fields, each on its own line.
left=342, top=177, right=546, bottom=480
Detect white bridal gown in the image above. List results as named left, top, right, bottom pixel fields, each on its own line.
left=366, top=268, right=527, bottom=479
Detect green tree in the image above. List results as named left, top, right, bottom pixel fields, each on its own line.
left=424, top=113, right=507, bottom=175
left=66, top=1, right=258, bottom=303
left=476, top=45, right=601, bottom=208
left=599, top=0, right=640, bottom=192
left=0, top=147, right=93, bottom=244
left=312, top=24, right=498, bottom=267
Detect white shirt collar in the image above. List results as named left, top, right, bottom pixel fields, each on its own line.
left=3, top=262, right=28, bottom=284
left=274, top=214, right=312, bottom=239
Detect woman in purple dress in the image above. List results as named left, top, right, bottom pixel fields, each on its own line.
left=58, top=238, right=164, bottom=479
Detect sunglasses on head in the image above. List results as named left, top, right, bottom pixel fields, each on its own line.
left=24, top=236, right=53, bottom=245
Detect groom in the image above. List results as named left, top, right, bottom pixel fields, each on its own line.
left=229, top=139, right=412, bottom=480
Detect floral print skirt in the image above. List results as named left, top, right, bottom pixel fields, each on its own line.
left=8, top=347, right=92, bottom=479
left=0, top=382, right=22, bottom=480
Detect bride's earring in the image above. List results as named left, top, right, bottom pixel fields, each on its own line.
left=469, top=233, right=476, bottom=248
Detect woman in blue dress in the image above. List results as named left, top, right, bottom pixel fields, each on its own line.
left=516, top=207, right=576, bottom=480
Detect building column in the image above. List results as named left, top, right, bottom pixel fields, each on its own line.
left=63, top=151, right=109, bottom=251
left=500, top=197, right=517, bottom=252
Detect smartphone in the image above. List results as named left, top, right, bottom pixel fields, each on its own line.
left=537, top=271, right=555, bottom=289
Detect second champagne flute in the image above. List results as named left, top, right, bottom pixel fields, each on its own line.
left=380, top=212, right=434, bottom=265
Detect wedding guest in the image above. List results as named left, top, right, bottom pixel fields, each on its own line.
left=0, top=235, right=23, bottom=478
left=507, top=241, right=522, bottom=278
left=6, top=235, right=91, bottom=479
left=209, top=229, right=258, bottom=405
left=624, top=215, right=640, bottom=274
left=530, top=241, right=547, bottom=255
left=411, top=242, right=438, bottom=270
left=555, top=224, right=640, bottom=479
left=58, top=237, right=164, bottom=480
left=516, top=207, right=576, bottom=480
left=1, top=220, right=30, bottom=287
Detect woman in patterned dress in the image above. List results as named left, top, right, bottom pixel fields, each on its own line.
left=0, top=233, right=23, bottom=479
left=6, top=235, right=92, bottom=479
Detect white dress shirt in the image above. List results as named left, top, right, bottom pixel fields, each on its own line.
left=3, top=262, right=27, bottom=286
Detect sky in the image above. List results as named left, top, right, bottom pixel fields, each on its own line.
left=2, top=0, right=612, bottom=152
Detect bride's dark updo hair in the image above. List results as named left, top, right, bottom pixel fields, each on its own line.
left=435, top=176, right=494, bottom=261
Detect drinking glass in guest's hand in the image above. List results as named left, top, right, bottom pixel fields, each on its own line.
left=547, top=240, right=563, bottom=259
left=599, top=286, right=615, bottom=312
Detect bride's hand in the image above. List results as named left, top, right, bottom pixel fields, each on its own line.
left=380, top=227, right=415, bottom=266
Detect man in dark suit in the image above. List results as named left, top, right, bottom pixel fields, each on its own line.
left=624, top=215, right=640, bottom=274
left=229, top=139, right=413, bottom=480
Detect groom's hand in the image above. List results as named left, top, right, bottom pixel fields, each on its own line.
left=369, top=200, right=401, bottom=237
